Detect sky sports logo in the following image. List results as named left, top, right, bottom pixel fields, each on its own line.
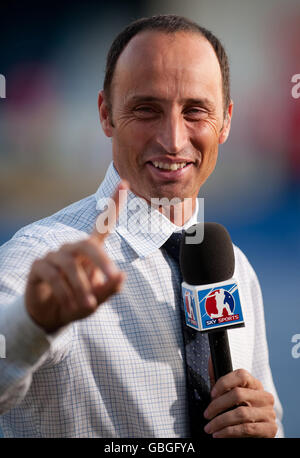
left=206, top=314, right=240, bottom=327
left=182, top=281, right=245, bottom=332
left=199, top=284, right=244, bottom=331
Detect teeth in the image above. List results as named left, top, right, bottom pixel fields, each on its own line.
left=152, top=161, right=187, bottom=170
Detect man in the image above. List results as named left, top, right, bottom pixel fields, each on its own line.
left=0, top=15, right=283, bottom=437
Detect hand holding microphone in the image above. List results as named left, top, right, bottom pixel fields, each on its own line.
left=180, top=223, right=278, bottom=438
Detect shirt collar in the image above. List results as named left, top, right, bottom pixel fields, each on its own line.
left=94, top=162, right=199, bottom=258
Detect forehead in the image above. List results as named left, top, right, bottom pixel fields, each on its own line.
left=112, top=30, right=223, bottom=103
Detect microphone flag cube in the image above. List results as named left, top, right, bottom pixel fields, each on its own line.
left=181, top=279, right=245, bottom=332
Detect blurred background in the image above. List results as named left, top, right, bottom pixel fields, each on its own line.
left=0, top=0, right=299, bottom=437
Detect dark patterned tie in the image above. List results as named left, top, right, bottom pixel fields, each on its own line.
left=162, top=231, right=211, bottom=438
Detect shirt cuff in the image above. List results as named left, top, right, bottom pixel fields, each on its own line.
left=0, top=295, right=67, bottom=370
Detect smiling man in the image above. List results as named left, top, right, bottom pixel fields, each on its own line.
left=99, top=26, right=232, bottom=222
left=0, top=15, right=283, bottom=438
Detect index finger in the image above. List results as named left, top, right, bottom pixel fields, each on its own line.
left=93, top=179, right=129, bottom=242
left=211, top=369, right=264, bottom=399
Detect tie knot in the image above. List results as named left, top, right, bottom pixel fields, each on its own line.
left=162, top=231, right=184, bottom=264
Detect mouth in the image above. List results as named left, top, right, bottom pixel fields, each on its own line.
left=145, top=159, right=194, bottom=180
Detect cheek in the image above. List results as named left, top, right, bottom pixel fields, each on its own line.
left=190, top=123, right=219, bottom=174
left=112, top=123, right=154, bottom=175
left=193, top=120, right=220, bottom=144
left=116, top=120, right=153, bottom=154
left=190, top=121, right=220, bottom=160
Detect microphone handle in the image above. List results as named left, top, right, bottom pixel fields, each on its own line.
left=208, top=330, right=233, bottom=380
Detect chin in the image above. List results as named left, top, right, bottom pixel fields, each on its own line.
left=149, top=189, right=189, bottom=203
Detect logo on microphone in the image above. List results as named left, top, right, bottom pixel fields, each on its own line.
left=205, top=288, right=235, bottom=319
left=198, top=282, right=244, bottom=331
left=181, top=280, right=244, bottom=332
left=182, top=288, right=200, bottom=330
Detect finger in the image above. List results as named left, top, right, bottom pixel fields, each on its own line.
left=211, top=368, right=264, bottom=399
left=204, top=405, right=276, bottom=436
left=93, top=179, right=129, bottom=241
left=204, top=387, right=275, bottom=420
left=29, top=259, right=75, bottom=309
left=60, top=239, right=120, bottom=280
left=95, top=271, right=126, bottom=304
left=48, top=246, right=126, bottom=305
left=45, top=251, right=96, bottom=309
left=209, top=418, right=278, bottom=438
left=88, top=266, right=106, bottom=290
left=80, top=260, right=112, bottom=294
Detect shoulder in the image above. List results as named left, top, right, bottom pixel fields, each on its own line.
left=232, top=243, right=264, bottom=327
left=6, top=193, right=98, bottom=251
left=233, top=244, right=261, bottom=290
left=232, top=243, right=264, bottom=332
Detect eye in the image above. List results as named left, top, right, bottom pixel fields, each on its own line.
left=133, top=106, right=160, bottom=119
left=135, top=106, right=153, bottom=112
left=184, top=107, right=208, bottom=121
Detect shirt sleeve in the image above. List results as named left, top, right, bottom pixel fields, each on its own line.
left=234, top=246, right=284, bottom=438
left=0, top=231, right=73, bottom=414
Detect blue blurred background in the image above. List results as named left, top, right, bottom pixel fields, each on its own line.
left=0, top=0, right=299, bottom=438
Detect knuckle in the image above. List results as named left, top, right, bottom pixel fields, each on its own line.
left=236, top=368, right=250, bottom=384
left=268, top=406, right=277, bottom=421
left=242, top=422, right=256, bottom=437
left=216, top=377, right=226, bottom=392
left=266, top=391, right=275, bottom=406
left=236, top=406, right=249, bottom=422
left=232, top=386, right=244, bottom=404
left=255, top=378, right=264, bottom=391
left=222, top=425, right=235, bottom=437
left=271, top=422, right=278, bottom=437
left=87, top=299, right=98, bottom=311
left=81, top=295, right=97, bottom=311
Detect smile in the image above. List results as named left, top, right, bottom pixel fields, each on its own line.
left=151, top=161, right=187, bottom=171
left=146, top=160, right=194, bottom=180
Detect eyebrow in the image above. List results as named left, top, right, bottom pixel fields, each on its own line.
left=181, top=97, right=215, bottom=110
left=126, top=95, right=215, bottom=110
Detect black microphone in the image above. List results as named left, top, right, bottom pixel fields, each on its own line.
left=179, top=222, right=245, bottom=381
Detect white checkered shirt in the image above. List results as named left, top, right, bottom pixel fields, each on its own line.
left=0, top=162, right=283, bottom=437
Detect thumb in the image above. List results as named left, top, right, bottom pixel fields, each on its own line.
left=208, top=356, right=216, bottom=391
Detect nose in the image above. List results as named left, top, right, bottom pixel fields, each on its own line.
left=155, top=111, right=188, bottom=154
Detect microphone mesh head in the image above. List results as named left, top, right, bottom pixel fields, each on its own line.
left=179, top=222, right=235, bottom=285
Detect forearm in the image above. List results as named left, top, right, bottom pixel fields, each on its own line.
left=0, top=296, right=59, bottom=413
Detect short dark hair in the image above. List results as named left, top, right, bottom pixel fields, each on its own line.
left=103, top=14, right=231, bottom=117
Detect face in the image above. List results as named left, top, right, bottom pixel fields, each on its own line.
left=99, top=30, right=233, bottom=211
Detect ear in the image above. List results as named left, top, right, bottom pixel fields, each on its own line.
left=219, top=100, right=233, bottom=145
left=98, top=90, right=113, bottom=138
